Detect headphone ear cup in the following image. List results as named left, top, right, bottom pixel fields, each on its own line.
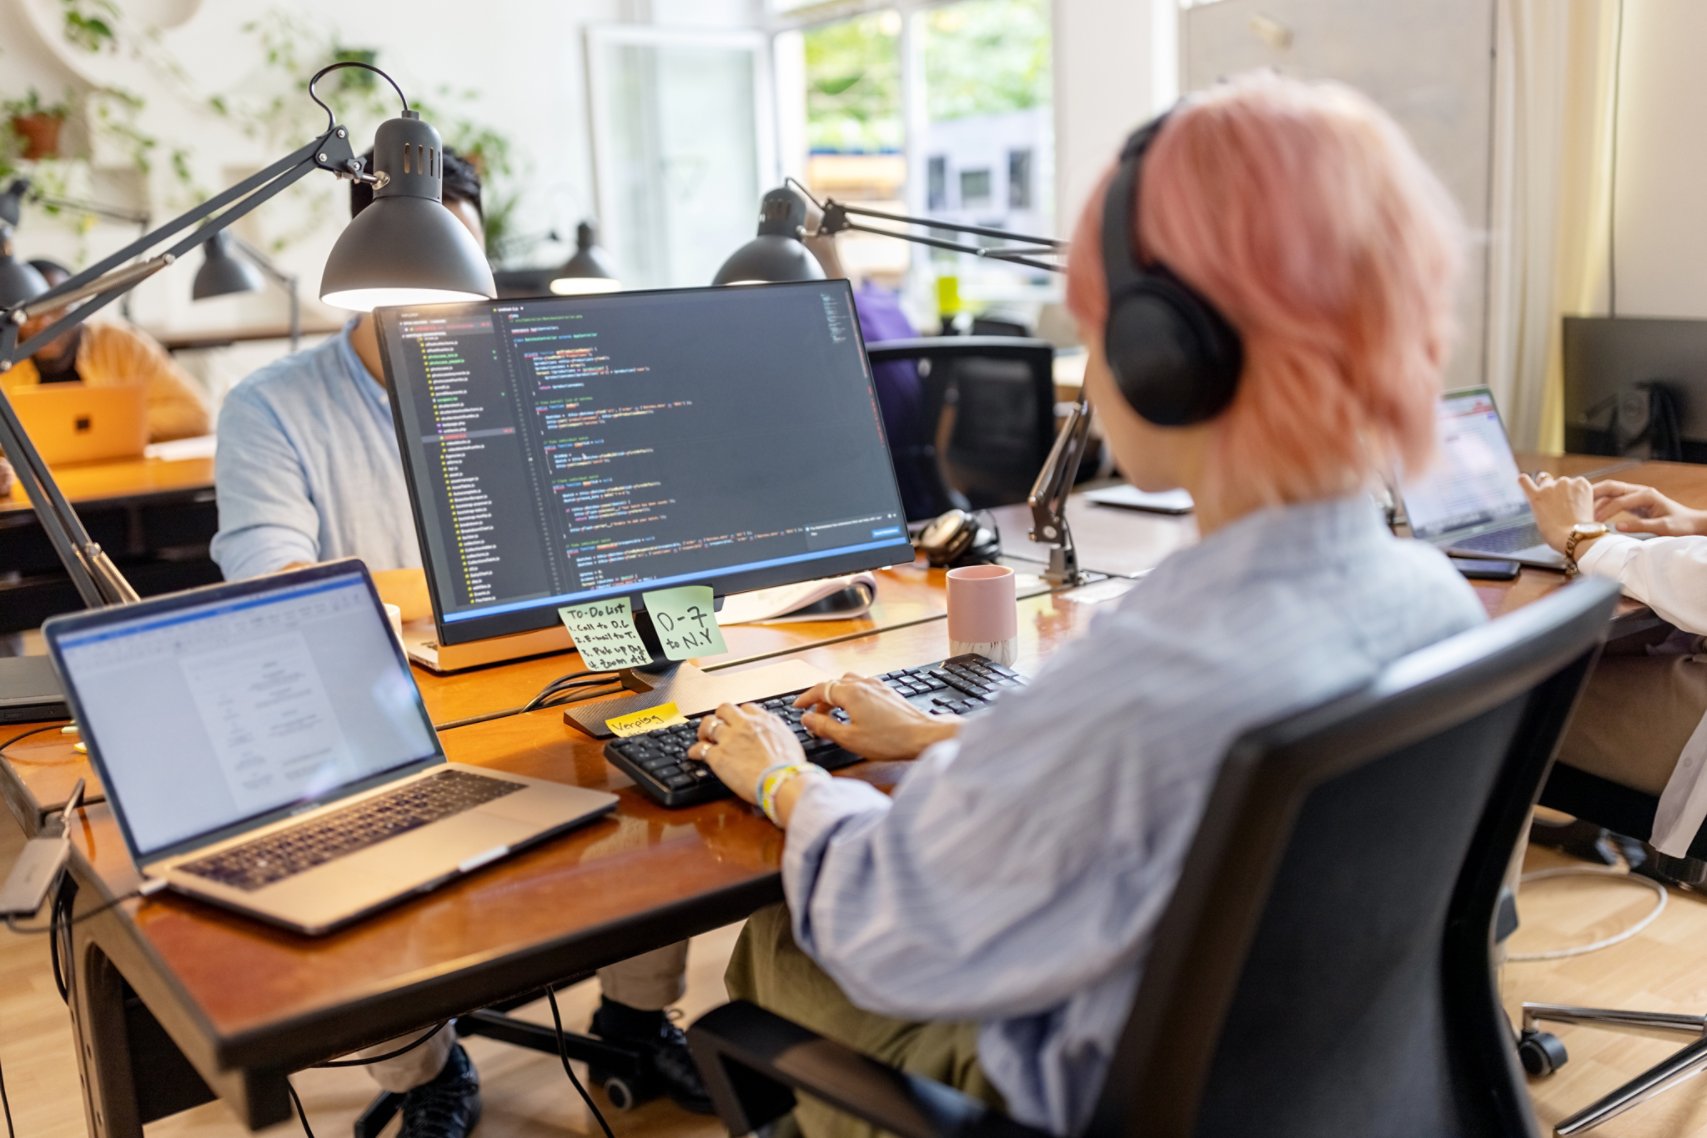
left=1105, top=272, right=1244, bottom=427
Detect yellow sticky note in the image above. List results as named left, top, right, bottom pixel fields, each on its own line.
left=558, top=597, right=654, bottom=672
left=607, top=702, right=689, bottom=738
left=641, top=585, right=728, bottom=661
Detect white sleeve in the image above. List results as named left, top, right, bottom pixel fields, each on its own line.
left=1577, top=534, right=1707, bottom=634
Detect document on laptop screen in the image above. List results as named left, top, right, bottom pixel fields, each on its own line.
left=1402, top=390, right=1531, bottom=541
left=55, top=575, right=437, bottom=858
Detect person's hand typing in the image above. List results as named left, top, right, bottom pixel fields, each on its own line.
left=793, top=674, right=961, bottom=761
left=1518, top=472, right=1595, bottom=552
left=690, top=702, right=804, bottom=808
left=1592, top=479, right=1707, bottom=537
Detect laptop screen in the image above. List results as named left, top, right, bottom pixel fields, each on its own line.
left=48, top=566, right=439, bottom=861
left=1401, top=388, right=1531, bottom=542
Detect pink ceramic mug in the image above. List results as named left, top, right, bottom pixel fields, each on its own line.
left=946, top=564, right=1018, bottom=665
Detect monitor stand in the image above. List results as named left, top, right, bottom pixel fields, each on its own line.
left=403, top=620, right=575, bottom=674
left=561, top=609, right=829, bottom=739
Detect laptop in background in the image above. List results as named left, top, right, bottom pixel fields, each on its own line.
left=1396, top=386, right=1565, bottom=570
left=44, top=561, right=617, bottom=935
left=10, top=383, right=148, bottom=465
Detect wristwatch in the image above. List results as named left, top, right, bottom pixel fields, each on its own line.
left=1563, top=522, right=1610, bottom=579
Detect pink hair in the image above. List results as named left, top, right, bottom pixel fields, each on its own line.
left=1066, top=73, right=1464, bottom=508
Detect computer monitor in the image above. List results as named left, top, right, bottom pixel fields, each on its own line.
left=374, top=281, right=914, bottom=647
left=1562, top=316, right=1707, bottom=462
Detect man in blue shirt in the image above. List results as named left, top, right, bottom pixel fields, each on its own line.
left=212, top=151, right=707, bottom=1134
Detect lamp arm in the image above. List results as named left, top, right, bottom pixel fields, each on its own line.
left=1027, top=394, right=1092, bottom=587
left=0, top=123, right=358, bottom=608
left=29, top=193, right=151, bottom=228
left=818, top=199, right=1066, bottom=252
left=227, top=233, right=297, bottom=289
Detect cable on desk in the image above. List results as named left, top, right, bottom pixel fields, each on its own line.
left=431, top=672, right=619, bottom=732
left=545, top=986, right=616, bottom=1138
left=0, top=1035, right=15, bottom=1138
left=0, top=722, right=72, bottom=762
left=311, top=1022, right=450, bottom=1068
left=8, top=888, right=150, bottom=936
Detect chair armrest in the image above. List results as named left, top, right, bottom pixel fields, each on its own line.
left=688, top=1001, right=1048, bottom=1138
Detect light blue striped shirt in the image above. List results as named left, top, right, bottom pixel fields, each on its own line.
left=782, top=495, right=1485, bottom=1134
left=210, top=322, right=422, bottom=581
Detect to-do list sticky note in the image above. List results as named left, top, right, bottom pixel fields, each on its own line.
left=641, top=585, right=728, bottom=661
left=558, top=597, right=654, bottom=672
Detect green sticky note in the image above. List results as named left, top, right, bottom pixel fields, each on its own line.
left=558, top=597, right=654, bottom=672
left=641, top=585, right=728, bottom=661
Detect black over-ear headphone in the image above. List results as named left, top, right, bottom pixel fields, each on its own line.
left=1101, top=113, right=1245, bottom=426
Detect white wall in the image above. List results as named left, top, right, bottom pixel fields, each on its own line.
left=1052, top=0, right=1177, bottom=239
left=3, top=0, right=756, bottom=346
left=1605, top=0, right=1707, bottom=318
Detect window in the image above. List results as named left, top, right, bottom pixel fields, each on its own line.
left=775, top=0, right=1055, bottom=305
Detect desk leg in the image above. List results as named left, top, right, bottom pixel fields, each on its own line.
left=69, top=929, right=145, bottom=1138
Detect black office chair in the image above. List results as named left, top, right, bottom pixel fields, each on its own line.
left=688, top=579, right=1619, bottom=1138
left=866, top=337, right=1057, bottom=518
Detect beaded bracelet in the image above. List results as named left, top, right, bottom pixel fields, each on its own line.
left=757, top=762, right=829, bottom=825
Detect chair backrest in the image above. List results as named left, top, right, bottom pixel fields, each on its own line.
left=866, top=336, right=1056, bottom=513
left=1087, top=579, right=1619, bottom=1138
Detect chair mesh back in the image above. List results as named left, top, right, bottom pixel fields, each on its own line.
left=943, top=354, right=1054, bottom=508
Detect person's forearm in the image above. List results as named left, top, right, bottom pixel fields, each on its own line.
left=372, top=568, right=432, bottom=622
left=1579, top=535, right=1707, bottom=634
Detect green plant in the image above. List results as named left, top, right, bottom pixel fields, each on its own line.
left=2, top=89, right=74, bottom=121
left=60, top=0, right=120, bottom=54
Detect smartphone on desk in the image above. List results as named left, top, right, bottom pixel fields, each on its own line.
left=1450, top=556, right=1521, bottom=581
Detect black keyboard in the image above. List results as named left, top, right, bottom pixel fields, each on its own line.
left=603, top=654, right=1025, bottom=808
left=177, top=769, right=524, bottom=892
left=1456, top=524, right=1547, bottom=554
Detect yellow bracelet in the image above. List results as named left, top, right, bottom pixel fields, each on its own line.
left=759, top=763, right=828, bottom=824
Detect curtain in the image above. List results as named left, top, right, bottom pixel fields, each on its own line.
left=1485, top=0, right=1619, bottom=452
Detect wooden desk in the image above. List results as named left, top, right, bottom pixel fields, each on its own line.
left=0, top=453, right=220, bottom=632
left=47, top=577, right=1129, bottom=1138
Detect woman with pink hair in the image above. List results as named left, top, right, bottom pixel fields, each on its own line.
left=691, top=73, right=1485, bottom=1138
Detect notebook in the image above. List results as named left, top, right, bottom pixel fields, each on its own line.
left=1396, top=387, right=1564, bottom=570
left=44, top=560, right=617, bottom=934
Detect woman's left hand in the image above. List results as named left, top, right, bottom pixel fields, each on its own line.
left=1518, top=472, right=1595, bottom=552
left=689, top=702, right=805, bottom=807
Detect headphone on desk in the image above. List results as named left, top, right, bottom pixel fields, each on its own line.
left=914, top=508, right=1001, bottom=569
left=1101, top=111, right=1246, bottom=427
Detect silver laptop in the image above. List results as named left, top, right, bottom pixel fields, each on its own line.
left=44, top=561, right=617, bottom=935
left=1396, top=386, right=1565, bottom=570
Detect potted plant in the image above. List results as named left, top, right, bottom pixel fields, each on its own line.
left=5, top=90, right=74, bottom=161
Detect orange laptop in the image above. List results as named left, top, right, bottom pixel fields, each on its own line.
left=9, top=383, right=148, bottom=465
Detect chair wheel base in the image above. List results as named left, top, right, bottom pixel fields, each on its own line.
left=1519, top=1029, right=1569, bottom=1077
left=590, top=1067, right=657, bottom=1111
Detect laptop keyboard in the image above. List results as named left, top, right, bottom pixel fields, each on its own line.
left=177, top=769, right=523, bottom=892
left=1455, top=524, right=1547, bottom=554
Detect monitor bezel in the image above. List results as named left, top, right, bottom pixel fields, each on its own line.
left=375, top=280, right=917, bottom=646
left=41, top=560, right=446, bottom=867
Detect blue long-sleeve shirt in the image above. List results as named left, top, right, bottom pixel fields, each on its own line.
left=781, top=495, right=1485, bottom=1134
left=211, top=322, right=422, bottom=581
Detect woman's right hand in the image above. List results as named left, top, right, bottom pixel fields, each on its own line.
left=1593, top=479, right=1707, bottom=537
left=793, top=673, right=961, bottom=761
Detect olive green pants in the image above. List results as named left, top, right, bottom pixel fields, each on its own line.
left=725, top=905, right=1005, bottom=1138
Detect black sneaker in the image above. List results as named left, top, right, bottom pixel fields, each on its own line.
left=590, top=1007, right=715, bottom=1114
left=399, top=1044, right=482, bottom=1138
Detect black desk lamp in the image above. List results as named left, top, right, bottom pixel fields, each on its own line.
left=550, top=221, right=621, bottom=294
left=0, top=60, right=496, bottom=612
left=716, top=179, right=1088, bottom=585
left=192, top=229, right=303, bottom=350
left=3, top=178, right=153, bottom=318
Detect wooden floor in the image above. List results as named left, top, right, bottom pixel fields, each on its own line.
left=6, top=822, right=1707, bottom=1138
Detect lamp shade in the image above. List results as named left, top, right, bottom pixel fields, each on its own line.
left=712, top=186, right=826, bottom=286
left=550, top=221, right=620, bottom=294
left=319, top=112, right=496, bottom=311
left=0, top=245, right=48, bottom=310
left=192, top=231, right=264, bottom=300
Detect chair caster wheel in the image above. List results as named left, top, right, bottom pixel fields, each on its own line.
left=1519, top=1029, right=1568, bottom=1077
left=591, top=1067, right=654, bottom=1112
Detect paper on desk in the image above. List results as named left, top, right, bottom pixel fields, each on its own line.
left=143, top=434, right=218, bottom=461
left=607, top=702, right=690, bottom=737
left=641, top=585, right=728, bottom=660
left=718, top=572, right=877, bottom=625
left=558, top=597, right=654, bottom=672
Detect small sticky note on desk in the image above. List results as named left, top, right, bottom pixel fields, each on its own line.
left=558, top=597, right=654, bottom=672
left=607, top=702, right=690, bottom=738
left=641, top=585, right=728, bottom=661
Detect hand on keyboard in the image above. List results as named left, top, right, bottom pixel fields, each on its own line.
left=793, top=674, right=962, bottom=762
left=691, top=701, right=808, bottom=808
